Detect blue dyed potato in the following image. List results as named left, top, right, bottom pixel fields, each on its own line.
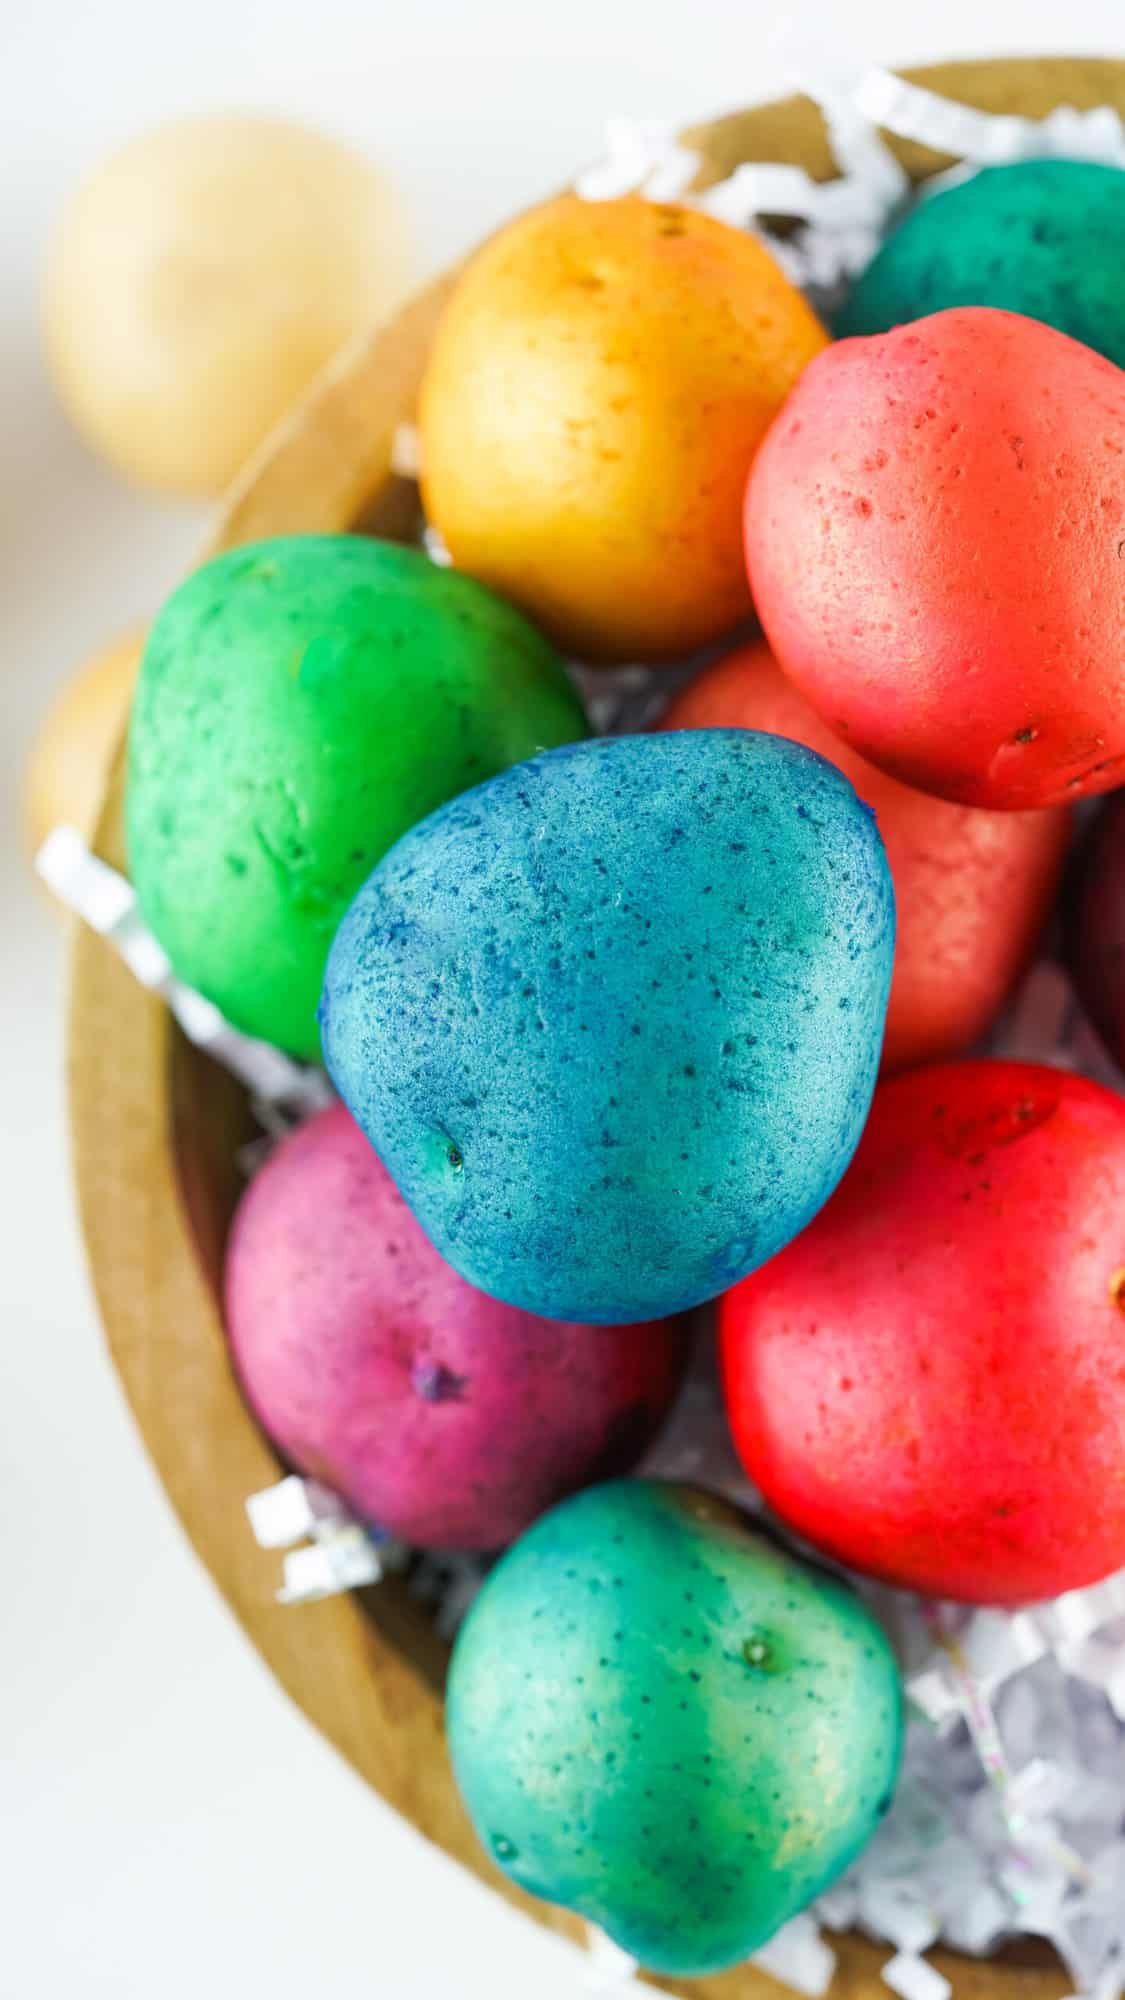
left=321, top=732, right=894, bottom=1324
left=446, top=1480, right=903, bottom=1974
left=836, top=160, right=1125, bottom=367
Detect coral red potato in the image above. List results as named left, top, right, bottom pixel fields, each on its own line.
left=744, top=308, right=1125, bottom=811
left=225, top=1104, right=685, bottom=1550
left=661, top=644, right=1068, bottom=1072
left=719, top=1061, right=1125, bottom=1605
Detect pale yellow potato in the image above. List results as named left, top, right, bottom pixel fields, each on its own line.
left=24, top=626, right=144, bottom=883
left=43, top=114, right=411, bottom=498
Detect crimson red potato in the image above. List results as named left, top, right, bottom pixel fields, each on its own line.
left=661, top=643, right=1068, bottom=1072
left=225, top=1104, right=685, bottom=1550
left=720, top=1061, right=1125, bottom=1604
left=744, top=307, right=1125, bottom=811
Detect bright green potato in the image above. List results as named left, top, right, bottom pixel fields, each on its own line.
left=836, top=159, right=1125, bottom=365
left=446, top=1480, right=902, bottom=1975
left=126, top=535, right=586, bottom=1058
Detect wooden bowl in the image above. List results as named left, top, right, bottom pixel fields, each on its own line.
left=69, top=58, right=1125, bottom=1998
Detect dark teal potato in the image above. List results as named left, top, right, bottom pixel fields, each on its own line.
left=126, top=535, right=586, bottom=1059
left=321, top=730, right=894, bottom=1325
left=446, top=1480, right=903, bottom=1975
left=836, top=159, right=1125, bottom=365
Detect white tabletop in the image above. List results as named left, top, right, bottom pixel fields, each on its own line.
left=4, top=2, right=1123, bottom=1993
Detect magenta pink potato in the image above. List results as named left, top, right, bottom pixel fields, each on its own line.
left=224, top=1105, right=686, bottom=1549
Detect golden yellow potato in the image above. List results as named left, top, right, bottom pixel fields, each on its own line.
left=418, top=195, right=828, bottom=662
left=43, top=115, right=411, bottom=498
left=25, top=627, right=144, bottom=875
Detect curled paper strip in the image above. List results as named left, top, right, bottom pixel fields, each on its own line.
left=390, top=421, right=422, bottom=479
left=574, top=118, right=701, bottom=203
left=420, top=521, right=453, bottom=568
left=38, top=824, right=334, bottom=1117
left=576, top=64, right=1125, bottom=305
left=583, top=1926, right=648, bottom=1994
left=276, top=1528, right=383, bottom=1605
left=245, top=1473, right=355, bottom=1549
left=246, top=1474, right=394, bottom=1604
left=749, top=1913, right=837, bottom=1997
left=881, top=1952, right=952, bottom=2000
left=853, top=68, right=1125, bottom=171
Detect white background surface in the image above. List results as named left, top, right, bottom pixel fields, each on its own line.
left=4, top=3, right=1124, bottom=1995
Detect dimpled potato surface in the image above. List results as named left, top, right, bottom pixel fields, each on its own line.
left=745, top=307, right=1125, bottom=810
left=419, top=194, right=828, bottom=662
left=446, top=1480, right=902, bottom=1974
left=321, top=730, right=894, bottom=1324
left=837, top=159, right=1125, bottom=368
left=126, top=534, right=586, bottom=1058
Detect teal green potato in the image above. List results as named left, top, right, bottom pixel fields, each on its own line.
left=446, top=1480, right=903, bottom=1975
left=126, top=535, right=586, bottom=1059
left=836, top=160, right=1125, bottom=366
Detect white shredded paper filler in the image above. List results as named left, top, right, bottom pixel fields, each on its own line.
left=246, top=1473, right=355, bottom=1549
left=276, top=1527, right=383, bottom=1605
left=55, top=62, right=1125, bottom=2000
left=583, top=1926, right=649, bottom=1994
left=39, top=825, right=334, bottom=1118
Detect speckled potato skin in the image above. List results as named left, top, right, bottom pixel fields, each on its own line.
left=126, top=535, right=586, bottom=1059
left=224, top=1104, right=685, bottom=1550
left=745, top=308, right=1125, bottom=810
left=418, top=194, right=828, bottom=663
left=446, top=1480, right=903, bottom=1974
left=320, top=731, right=895, bottom=1325
left=661, top=642, right=1069, bottom=1072
left=837, top=160, right=1125, bottom=367
left=721, top=1061, right=1125, bottom=1603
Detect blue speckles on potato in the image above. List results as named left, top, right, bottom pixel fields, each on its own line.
left=321, top=730, right=894, bottom=1324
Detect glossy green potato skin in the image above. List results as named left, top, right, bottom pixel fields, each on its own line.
left=126, top=534, right=586, bottom=1058
left=446, top=1480, right=902, bottom=1975
left=837, top=160, right=1125, bottom=366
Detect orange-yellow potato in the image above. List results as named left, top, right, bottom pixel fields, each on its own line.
left=43, top=115, right=410, bottom=498
left=25, top=627, right=143, bottom=876
left=418, top=196, right=827, bottom=663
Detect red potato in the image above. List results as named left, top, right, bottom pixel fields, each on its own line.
left=225, top=1104, right=686, bottom=1550
left=744, top=307, right=1125, bottom=811
left=661, top=643, right=1068, bottom=1072
left=720, top=1060, right=1125, bottom=1604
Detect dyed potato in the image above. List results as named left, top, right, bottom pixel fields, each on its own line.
left=24, top=625, right=143, bottom=873
left=126, top=535, right=586, bottom=1059
left=224, top=1104, right=684, bottom=1550
left=745, top=308, right=1125, bottom=810
left=837, top=160, right=1125, bottom=368
left=44, top=113, right=410, bottom=497
left=447, top=1479, right=902, bottom=1974
left=1066, top=792, right=1125, bottom=1070
left=321, top=731, right=894, bottom=1324
left=419, top=194, right=827, bottom=662
left=661, top=643, right=1069, bottom=1071
left=721, top=1061, right=1125, bottom=1604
